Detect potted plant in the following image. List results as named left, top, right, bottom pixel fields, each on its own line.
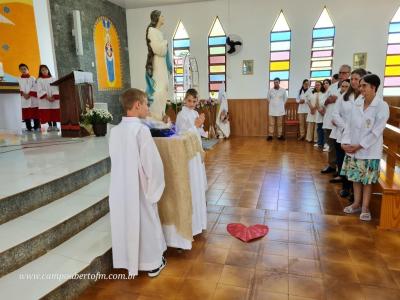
left=81, top=107, right=113, bottom=136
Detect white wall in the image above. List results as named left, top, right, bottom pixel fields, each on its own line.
left=126, top=0, right=399, bottom=98
left=33, top=0, right=57, bottom=76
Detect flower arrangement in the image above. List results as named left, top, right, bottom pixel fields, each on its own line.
left=81, top=107, right=113, bottom=125
left=195, top=98, right=218, bottom=109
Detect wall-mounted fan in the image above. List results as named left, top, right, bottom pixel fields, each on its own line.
left=226, top=34, right=242, bottom=55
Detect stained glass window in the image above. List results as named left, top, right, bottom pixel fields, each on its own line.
left=310, top=7, right=335, bottom=86
left=208, top=17, right=226, bottom=98
left=172, top=21, right=190, bottom=101
left=384, top=7, right=400, bottom=96
left=269, top=11, right=291, bottom=91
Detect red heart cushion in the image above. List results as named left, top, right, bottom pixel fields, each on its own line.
left=226, top=223, right=269, bottom=242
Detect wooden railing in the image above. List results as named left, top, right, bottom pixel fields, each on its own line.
left=388, top=106, right=400, bottom=127
left=375, top=124, right=400, bottom=230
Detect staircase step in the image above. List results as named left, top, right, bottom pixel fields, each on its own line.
left=0, top=215, right=111, bottom=300
left=0, top=174, right=110, bottom=277
left=0, top=137, right=110, bottom=224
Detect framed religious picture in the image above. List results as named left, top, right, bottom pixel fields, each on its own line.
left=353, top=52, right=367, bottom=69
left=242, top=60, right=254, bottom=75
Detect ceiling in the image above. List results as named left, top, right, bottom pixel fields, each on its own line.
left=108, top=0, right=214, bottom=9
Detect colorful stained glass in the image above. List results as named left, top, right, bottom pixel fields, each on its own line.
left=269, top=11, right=291, bottom=91
left=384, top=7, right=400, bottom=96
left=173, top=21, right=190, bottom=101
left=310, top=7, right=335, bottom=82
left=208, top=17, right=226, bottom=96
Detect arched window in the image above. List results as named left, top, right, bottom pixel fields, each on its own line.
left=310, top=7, right=335, bottom=86
left=269, top=10, right=291, bottom=91
left=172, top=21, right=190, bottom=101
left=208, top=17, right=226, bottom=99
left=383, top=7, right=400, bottom=96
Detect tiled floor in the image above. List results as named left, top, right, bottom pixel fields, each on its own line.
left=78, top=137, right=400, bottom=300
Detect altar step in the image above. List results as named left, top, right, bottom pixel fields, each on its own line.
left=0, top=140, right=113, bottom=300
left=0, top=215, right=111, bottom=300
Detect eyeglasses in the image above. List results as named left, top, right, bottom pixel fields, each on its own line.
left=339, top=71, right=350, bottom=74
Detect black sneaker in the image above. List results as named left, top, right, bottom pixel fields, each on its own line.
left=148, top=256, right=166, bottom=278
left=277, top=136, right=285, bottom=140
left=321, top=166, right=335, bottom=174
left=266, top=136, right=273, bottom=141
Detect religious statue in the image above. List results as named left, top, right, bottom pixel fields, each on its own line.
left=102, top=18, right=115, bottom=85
left=145, top=10, right=172, bottom=120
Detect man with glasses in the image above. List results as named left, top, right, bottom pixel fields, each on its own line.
left=321, top=65, right=351, bottom=175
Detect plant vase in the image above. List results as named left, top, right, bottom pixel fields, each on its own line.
left=92, top=123, right=107, bottom=136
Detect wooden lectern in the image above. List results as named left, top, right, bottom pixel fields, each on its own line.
left=51, top=72, right=94, bottom=137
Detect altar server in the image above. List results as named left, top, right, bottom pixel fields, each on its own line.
left=17, top=63, right=40, bottom=131
left=176, top=88, right=207, bottom=236
left=109, top=88, right=167, bottom=277
left=267, top=77, right=287, bottom=140
left=216, top=83, right=230, bottom=138
left=36, top=65, right=60, bottom=132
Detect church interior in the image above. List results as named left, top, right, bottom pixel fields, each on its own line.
left=1, top=0, right=400, bottom=299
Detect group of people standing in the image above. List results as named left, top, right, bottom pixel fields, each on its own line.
left=17, top=63, right=60, bottom=132
left=267, top=64, right=389, bottom=221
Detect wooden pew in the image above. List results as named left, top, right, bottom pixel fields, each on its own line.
left=388, top=106, right=400, bottom=127
left=374, top=124, right=400, bottom=230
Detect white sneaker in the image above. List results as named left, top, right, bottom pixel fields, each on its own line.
left=148, top=256, right=166, bottom=278
left=360, top=212, right=371, bottom=221
left=313, top=143, right=319, bottom=147
left=343, top=205, right=362, bottom=214
left=323, top=145, right=329, bottom=152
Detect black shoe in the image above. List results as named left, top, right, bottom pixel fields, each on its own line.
left=321, top=166, right=335, bottom=174
left=339, top=189, right=350, bottom=198
left=277, top=136, right=285, bottom=140
left=266, top=136, right=273, bottom=141
left=148, top=256, right=166, bottom=278
left=330, top=176, right=343, bottom=183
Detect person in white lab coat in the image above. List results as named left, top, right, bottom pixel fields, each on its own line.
left=175, top=88, right=208, bottom=238
left=341, top=74, right=389, bottom=221
left=331, top=69, right=366, bottom=198
left=313, top=81, right=326, bottom=150
left=321, top=65, right=351, bottom=174
left=267, top=77, right=288, bottom=141
left=296, top=79, right=311, bottom=140
left=109, top=88, right=167, bottom=277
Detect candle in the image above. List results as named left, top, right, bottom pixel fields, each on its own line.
left=0, top=62, right=4, bottom=80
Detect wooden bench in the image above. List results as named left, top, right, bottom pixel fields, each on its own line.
left=388, top=106, right=400, bottom=127
left=373, top=124, right=400, bottom=230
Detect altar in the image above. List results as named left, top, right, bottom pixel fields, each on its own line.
left=154, top=132, right=205, bottom=249
left=0, top=82, right=22, bottom=135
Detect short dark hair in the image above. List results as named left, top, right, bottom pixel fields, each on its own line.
left=273, top=77, right=281, bottom=82
left=361, top=74, right=381, bottom=92
left=19, top=63, right=28, bottom=70
left=332, top=73, right=339, bottom=80
left=120, top=88, right=146, bottom=115
left=185, top=88, right=198, bottom=99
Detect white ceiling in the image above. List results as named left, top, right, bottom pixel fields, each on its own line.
left=108, top=0, right=214, bottom=9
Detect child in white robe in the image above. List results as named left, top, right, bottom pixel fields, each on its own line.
left=17, top=63, right=40, bottom=131
left=109, top=88, right=167, bottom=277
left=36, top=65, right=60, bottom=132
left=175, top=88, right=207, bottom=237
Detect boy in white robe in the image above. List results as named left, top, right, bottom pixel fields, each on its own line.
left=109, top=88, right=167, bottom=277
left=175, top=88, right=207, bottom=236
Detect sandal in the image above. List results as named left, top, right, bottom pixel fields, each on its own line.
left=343, top=205, right=361, bottom=214
left=360, top=212, right=371, bottom=221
